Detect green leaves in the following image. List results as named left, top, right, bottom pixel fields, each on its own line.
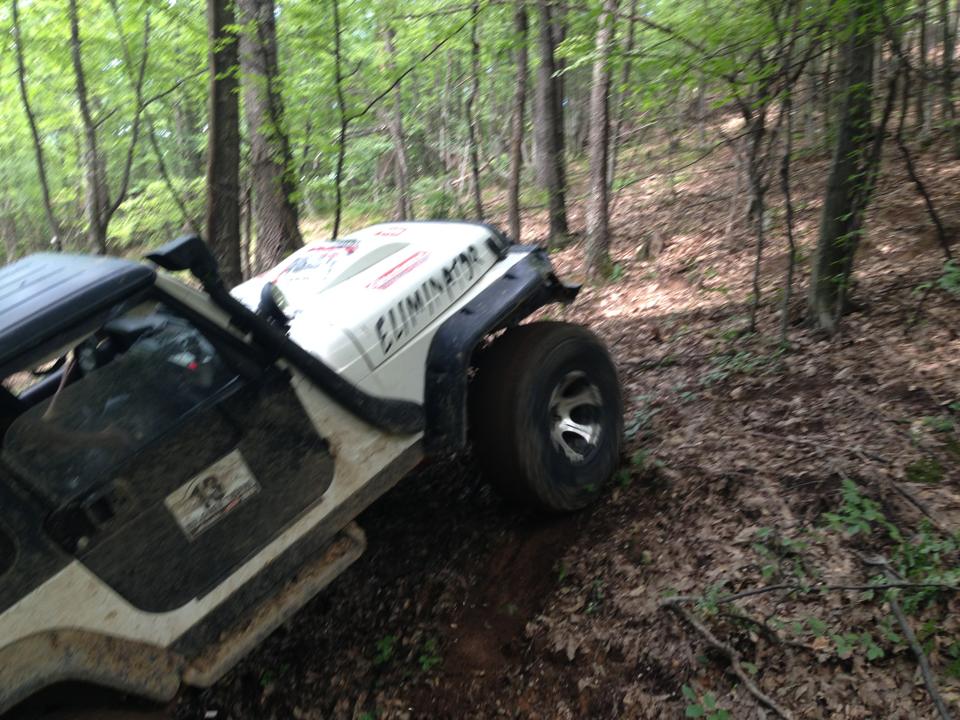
left=682, top=686, right=731, bottom=720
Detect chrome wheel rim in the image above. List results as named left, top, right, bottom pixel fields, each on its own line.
left=548, top=371, right=603, bottom=464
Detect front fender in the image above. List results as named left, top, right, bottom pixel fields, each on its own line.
left=422, top=248, right=579, bottom=454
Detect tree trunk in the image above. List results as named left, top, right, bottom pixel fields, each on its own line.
left=174, top=103, right=205, bottom=178
left=0, top=199, right=19, bottom=261
left=803, top=48, right=818, bottom=146
left=608, top=0, right=637, bottom=192
left=11, top=0, right=61, bottom=247
left=507, top=2, right=529, bottom=242
left=584, top=0, right=617, bottom=277
left=68, top=0, right=110, bottom=254
left=70, top=0, right=148, bottom=255
left=331, top=0, right=347, bottom=239
left=384, top=27, right=413, bottom=221
left=808, top=0, right=877, bottom=333
left=238, top=0, right=303, bottom=273
left=205, top=0, right=243, bottom=287
left=440, top=54, right=453, bottom=174
left=534, top=0, right=568, bottom=243
left=242, top=184, right=253, bottom=278
left=917, top=0, right=930, bottom=139
left=940, top=0, right=960, bottom=155
left=465, top=2, right=485, bottom=219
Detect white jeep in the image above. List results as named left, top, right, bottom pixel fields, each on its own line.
left=0, top=221, right=622, bottom=712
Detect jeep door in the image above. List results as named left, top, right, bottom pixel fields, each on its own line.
left=1, top=296, right=334, bottom=615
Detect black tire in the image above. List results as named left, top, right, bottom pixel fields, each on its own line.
left=470, top=321, right=623, bottom=512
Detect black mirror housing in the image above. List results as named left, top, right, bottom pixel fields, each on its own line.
left=146, top=235, right=222, bottom=288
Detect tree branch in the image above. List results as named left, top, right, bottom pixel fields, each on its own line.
left=878, top=562, right=955, bottom=720
left=661, top=598, right=794, bottom=719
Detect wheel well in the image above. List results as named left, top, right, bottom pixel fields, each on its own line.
left=422, top=250, right=576, bottom=455
left=4, top=680, right=165, bottom=719
left=0, top=630, right=180, bottom=716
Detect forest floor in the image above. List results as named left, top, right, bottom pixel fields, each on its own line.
left=27, top=130, right=960, bottom=720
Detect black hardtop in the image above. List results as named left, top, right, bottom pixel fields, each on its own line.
left=0, top=253, right=155, bottom=374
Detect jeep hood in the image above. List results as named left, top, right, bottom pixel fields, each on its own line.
left=231, top=222, right=505, bottom=376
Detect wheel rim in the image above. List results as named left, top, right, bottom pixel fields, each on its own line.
left=548, top=371, right=603, bottom=464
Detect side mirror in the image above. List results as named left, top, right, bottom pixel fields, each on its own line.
left=257, top=282, right=290, bottom=329
left=146, top=235, right=222, bottom=288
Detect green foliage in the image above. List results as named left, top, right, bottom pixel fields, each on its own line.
left=417, top=637, right=442, bottom=672
left=922, top=415, right=956, bottom=433
left=413, top=177, right=458, bottom=220
left=585, top=578, right=606, bottom=615
left=916, top=260, right=960, bottom=298
left=751, top=527, right=813, bottom=583
left=373, top=634, right=397, bottom=666
left=937, top=260, right=960, bottom=296
left=682, top=686, right=731, bottom=720
left=700, top=349, right=782, bottom=386
left=824, top=479, right=960, bottom=616
left=830, top=630, right=885, bottom=661
left=623, top=395, right=660, bottom=440
left=111, top=178, right=203, bottom=250
left=904, top=458, right=944, bottom=484
left=615, top=449, right=664, bottom=490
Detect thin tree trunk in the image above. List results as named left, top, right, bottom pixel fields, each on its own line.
left=822, top=43, right=835, bottom=145
left=940, top=0, right=960, bottom=155
left=106, top=0, right=198, bottom=236
left=551, top=2, right=567, bottom=166
left=11, top=0, right=61, bottom=247
left=0, top=201, right=18, bottom=261
left=205, top=0, right=243, bottom=286
left=146, top=112, right=201, bottom=235
left=440, top=54, right=453, bottom=174
left=584, top=0, right=618, bottom=277
left=465, top=2, right=485, bottom=219
left=804, top=49, right=818, bottom=146
left=331, top=0, right=348, bottom=239
left=608, top=0, right=638, bottom=192
left=808, top=0, right=877, bottom=333
left=238, top=0, right=304, bottom=272
left=534, top=0, right=568, bottom=243
left=175, top=103, right=205, bottom=178
left=780, top=94, right=797, bottom=344
left=70, top=0, right=149, bottom=255
left=242, top=185, right=253, bottom=278
left=917, top=0, right=930, bottom=139
left=68, top=0, right=110, bottom=254
left=507, top=2, right=529, bottom=242
left=745, top=111, right=768, bottom=333
left=896, top=66, right=952, bottom=261
left=384, top=27, right=413, bottom=221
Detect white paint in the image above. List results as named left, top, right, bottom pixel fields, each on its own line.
left=231, top=222, right=502, bottom=375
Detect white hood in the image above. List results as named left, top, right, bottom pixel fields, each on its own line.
left=232, top=222, right=503, bottom=376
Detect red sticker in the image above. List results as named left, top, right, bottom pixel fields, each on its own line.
left=367, top=251, right=429, bottom=290
left=373, top=226, right=408, bottom=237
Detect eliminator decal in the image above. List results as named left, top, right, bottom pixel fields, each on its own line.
left=374, top=244, right=484, bottom=357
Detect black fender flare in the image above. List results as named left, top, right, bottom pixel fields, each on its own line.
left=423, top=248, right=579, bottom=455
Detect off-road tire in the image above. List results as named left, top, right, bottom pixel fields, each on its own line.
left=470, top=321, right=622, bottom=512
